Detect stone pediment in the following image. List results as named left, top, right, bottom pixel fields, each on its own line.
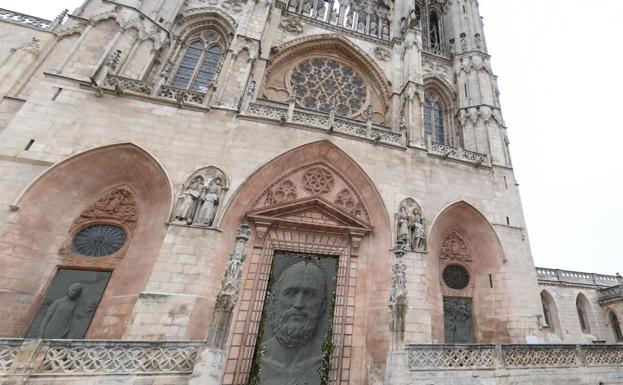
left=247, top=196, right=372, bottom=234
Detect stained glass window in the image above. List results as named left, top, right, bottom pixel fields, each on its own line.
left=171, top=32, right=224, bottom=92
left=289, top=58, right=369, bottom=118
left=423, top=96, right=445, bottom=144
left=73, top=224, right=126, bottom=257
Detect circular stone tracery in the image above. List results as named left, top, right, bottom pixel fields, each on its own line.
left=302, top=167, right=335, bottom=195
left=442, top=264, right=470, bottom=290
left=73, top=224, right=127, bottom=257
left=289, top=58, right=369, bottom=117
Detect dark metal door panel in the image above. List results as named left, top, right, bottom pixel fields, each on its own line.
left=443, top=297, right=473, bottom=344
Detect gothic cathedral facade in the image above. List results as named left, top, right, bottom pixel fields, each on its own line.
left=0, top=1, right=621, bottom=384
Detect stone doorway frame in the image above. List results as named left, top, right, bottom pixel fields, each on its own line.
left=222, top=197, right=371, bottom=385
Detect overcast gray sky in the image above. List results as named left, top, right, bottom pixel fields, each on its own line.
left=4, top=0, right=622, bottom=274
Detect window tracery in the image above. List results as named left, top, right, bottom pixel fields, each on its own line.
left=424, top=91, right=445, bottom=144
left=171, top=30, right=225, bottom=93
left=290, top=58, right=368, bottom=117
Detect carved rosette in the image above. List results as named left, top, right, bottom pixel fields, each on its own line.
left=302, top=166, right=335, bottom=195
left=264, top=180, right=297, bottom=206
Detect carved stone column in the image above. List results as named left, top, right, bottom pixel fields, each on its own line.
left=389, top=240, right=408, bottom=348
left=206, top=224, right=252, bottom=349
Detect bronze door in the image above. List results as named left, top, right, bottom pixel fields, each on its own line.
left=443, top=297, right=473, bottom=343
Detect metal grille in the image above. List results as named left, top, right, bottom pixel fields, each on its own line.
left=442, top=264, right=470, bottom=290
left=73, top=224, right=126, bottom=257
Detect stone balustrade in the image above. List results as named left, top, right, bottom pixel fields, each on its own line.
left=103, top=74, right=210, bottom=106
left=0, top=8, right=52, bottom=30
left=407, top=344, right=623, bottom=371
left=428, top=142, right=490, bottom=167
left=536, top=267, right=621, bottom=287
left=245, top=100, right=404, bottom=146
left=0, top=339, right=205, bottom=378
left=422, top=44, right=452, bottom=59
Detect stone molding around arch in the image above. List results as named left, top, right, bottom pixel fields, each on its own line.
left=217, top=140, right=392, bottom=385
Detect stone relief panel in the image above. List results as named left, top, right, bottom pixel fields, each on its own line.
left=58, top=187, right=138, bottom=263
left=253, top=163, right=370, bottom=222
left=26, top=269, right=111, bottom=339
left=172, top=166, right=228, bottom=227
left=248, top=252, right=338, bottom=385
left=440, top=231, right=473, bottom=266
left=396, top=198, right=426, bottom=251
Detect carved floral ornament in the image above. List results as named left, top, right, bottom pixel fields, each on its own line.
left=59, top=187, right=138, bottom=261
left=262, top=37, right=391, bottom=124
left=253, top=163, right=369, bottom=222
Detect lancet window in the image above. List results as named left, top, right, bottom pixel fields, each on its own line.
left=576, top=295, right=591, bottom=334
left=286, top=0, right=391, bottom=40
left=610, top=312, right=623, bottom=342
left=171, top=30, right=225, bottom=93
left=423, top=92, right=445, bottom=144
left=540, top=292, right=553, bottom=329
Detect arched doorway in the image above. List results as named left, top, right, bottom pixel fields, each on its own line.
left=217, top=140, right=392, bottom=385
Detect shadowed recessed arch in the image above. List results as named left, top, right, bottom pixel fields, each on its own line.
left=428, top=200, right=509, bottom=343
left=0, top=143, right=172, bottom=339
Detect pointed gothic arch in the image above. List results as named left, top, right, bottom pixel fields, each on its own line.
left=262, top=34, right=392, bottom=123
left=540, top=289, right=561, bottom=333
left=1, top=143, right=172, bottom=339
left=217, top=140, right=393, bottom=385
left=428, top=200, right=508, bottom=343
left=576, top=292, right=594, bottom=334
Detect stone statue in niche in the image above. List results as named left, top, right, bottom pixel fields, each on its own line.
left=196, top=177, right=223, bottom=227
left=173, top=166, right=229, bottom=227
left=26, top=269, right=111, bottom=339
left=174, top=177, right=203, bottom=224
left=396, top=198, right=426, bottom=251
left=251, top=253, right=337, bottom=385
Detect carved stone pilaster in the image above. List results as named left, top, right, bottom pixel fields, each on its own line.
left=389, top=240, right=408, bottom=347
left=207, top=224, right=252, bottom=349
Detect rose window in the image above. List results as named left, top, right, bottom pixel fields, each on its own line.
left=289, top=58, right=368, bottom=118
left=442, top=264, right=470, bottom=290
left=73, top=224, right=126, bottom=257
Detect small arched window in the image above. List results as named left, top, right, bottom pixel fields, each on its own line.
left=540, top=292, right=553, bottom=329
left=610, top=312, right=623, bottom=342
left=424, top=94, right=445, bottom=144
left=171, top=31, right=225, bottom=93
left=429, top=12, right=441, bottom=49
left=576, top=295, right=591, bottom=333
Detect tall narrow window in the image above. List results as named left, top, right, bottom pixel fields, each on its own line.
left=423, top=94, right=445, bottom=144
left=576, top=295, right=591, bottom=333
left=540, top=292, right=553, bottom=329
left=171, top=31, right=225, bottom=93
left=429, top=13, right=441, bottom=49
left=610, top=312, right=623, bottom=342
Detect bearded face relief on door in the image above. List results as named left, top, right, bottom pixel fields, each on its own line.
left=248, top=252, right=338, bottom=385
